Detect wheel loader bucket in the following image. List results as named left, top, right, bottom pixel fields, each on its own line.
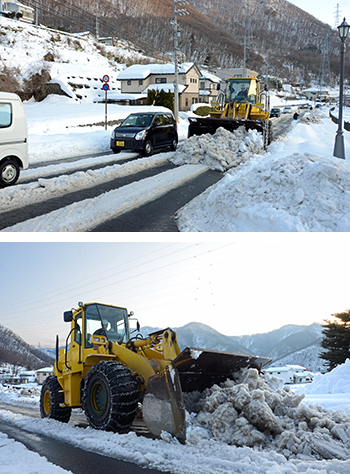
left=143, top=364, right=186, bottom=443
left=142, top=347, right=271, bottom=442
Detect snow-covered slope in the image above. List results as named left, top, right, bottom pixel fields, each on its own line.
left=0, top=16, right=145, bottom=101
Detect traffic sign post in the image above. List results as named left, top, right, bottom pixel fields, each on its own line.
left=102, top=75, right=109, bottom=130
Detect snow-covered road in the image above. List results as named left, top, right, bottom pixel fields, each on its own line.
left=2, top=162, right=209, bottom=232
left=1, top=361, right=350, bottom=474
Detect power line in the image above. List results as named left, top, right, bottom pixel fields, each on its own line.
left=2, top=243, right=233, bottom=322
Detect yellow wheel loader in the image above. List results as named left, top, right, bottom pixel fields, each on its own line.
left=188, top=76, right=273, bottom=147
left=40, top=302, right=271, bottom=442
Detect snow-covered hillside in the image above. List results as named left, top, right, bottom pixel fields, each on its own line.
left=0, top=16, right=145, bottom=101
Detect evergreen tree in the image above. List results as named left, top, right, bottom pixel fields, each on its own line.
left=146, top=89, right=174, bottom=112
left=320, top=309, right=350, bottom=371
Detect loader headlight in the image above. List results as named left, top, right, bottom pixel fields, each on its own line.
left=135, top=130, right=146, bottom=140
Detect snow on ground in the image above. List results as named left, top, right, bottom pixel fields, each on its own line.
left=1, top=361, right=350, bottom=473
left=2, top=164, right=209, bottom=232
left=0, top=432, right=73, bottom=474
left=176, top=108, right=350, bottom=232
left=25, top=96, right=177, bottom=163
left=3, top=96, right=348, bottom=233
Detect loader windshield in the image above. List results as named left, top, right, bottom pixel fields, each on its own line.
left=85, top=303, right=129, bottom=347
left=226, top=78, right=257, bottom=105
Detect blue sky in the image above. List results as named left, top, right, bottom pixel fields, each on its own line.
left=1, top=236, right=350, bottom=348
left=288, top=0, right=349, bottom=27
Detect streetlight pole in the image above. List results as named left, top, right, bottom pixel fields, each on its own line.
left=333, top=18, right=350, bottom=159
left=173, top=0, right=188, bottom=124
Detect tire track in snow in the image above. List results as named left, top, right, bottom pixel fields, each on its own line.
left=1, top=164, right=209, bottom=232
left=0, top=155, right=170, bottom=214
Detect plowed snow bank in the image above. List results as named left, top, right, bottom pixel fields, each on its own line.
left=176, top=153, right=350, bottom=232
left=171, top=127, right=264, bottom=172
left=186, top=368, right=350, bottom=461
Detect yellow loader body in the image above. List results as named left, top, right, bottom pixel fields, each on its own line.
left=188, top=77, right=272, bottom=147
left=40, top=302, right=271, bottom=442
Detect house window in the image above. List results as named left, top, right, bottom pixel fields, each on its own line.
left=192, top=97, right=198, bottom=104
left=185, top=98, right=188, bottom=107
left=156, top=78, right=166, bottom=84
left=139, top=80, right=143, bottom=86
left=200, top=81, right=205, bottom=89
left=127, top=80, right=131, bottom=86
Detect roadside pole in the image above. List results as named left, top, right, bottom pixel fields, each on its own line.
left=102, top=75, right=109, bottom=130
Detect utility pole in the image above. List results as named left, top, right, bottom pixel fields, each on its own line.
left=243, top=0, right=253, bottom=77
left=334, top=4, right=341, bottom=29
left=172, top=0, right=189, bottom=124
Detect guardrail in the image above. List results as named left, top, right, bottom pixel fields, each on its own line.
left=329, top=107, right=350, bottom=132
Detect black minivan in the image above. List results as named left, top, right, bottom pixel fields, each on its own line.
left=110, top=111, right=178, bottom=156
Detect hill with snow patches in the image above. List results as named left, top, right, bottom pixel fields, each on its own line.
left=141, top=322, right=326, bottom=372
left=0, top=16, right=145, bottom=101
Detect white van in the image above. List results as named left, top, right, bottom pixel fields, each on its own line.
left=0, top=92, right=29, bottom=187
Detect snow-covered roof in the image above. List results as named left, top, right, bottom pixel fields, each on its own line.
left=142, top=83, right=187, bottom=94
left=118, top=62, right=195, bottom=80
left=303, top=87, right=329, bottom=93
left=266, top=365, right=307, bottom=372
left=36, top=367, right=53, bottom=373
left=199, top=70, right=221, bottom=83
left=199, top=90, right=210, bottom=96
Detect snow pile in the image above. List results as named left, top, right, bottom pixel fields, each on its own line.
left=186, top=368, right=350, bottom=461
left=299, top=110, right=323, bottom=125
left=297, top=360, right=350, bottom=395
left=176, top=152, right=350, bottom=232
left=171, top=127, right=264, bottom=172
left=0, top=383, right=40, bottom=406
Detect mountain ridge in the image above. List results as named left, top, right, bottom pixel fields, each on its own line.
left=19, top=0, right=342, bottom=84
left=141, top=322, right=326, bottom=372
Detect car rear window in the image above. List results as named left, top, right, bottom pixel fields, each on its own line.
left=0, top=103, right=12, bottom=128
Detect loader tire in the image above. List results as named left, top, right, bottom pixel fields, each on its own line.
left=40, top=375, right=71, bottom=423
left=82, top=360, right=138, bottom=432
left=263, top=121, right=273, bottom=149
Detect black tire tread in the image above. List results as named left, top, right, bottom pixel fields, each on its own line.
left=40, top=375, right=71, bottom=423
left=82, top=360, right=138, bottom=431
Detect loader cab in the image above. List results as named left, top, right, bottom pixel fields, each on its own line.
left=83, top=303, right=130, bottom=347
left=226, top=77, right=259, bottom=105
left=63, top=302, right=130, bottom=354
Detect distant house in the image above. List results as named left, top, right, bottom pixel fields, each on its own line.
left=265, top=365, right=313, bottom=384
left=199, top=70, right=222, bottom=105
left=36, top=367, right=53, bottom=384
left=302, top=87, right=329, bottom=101
left=1, top=1, right=34, bottom=23
left=117, top=62, right=201, bottom=111
left=19, top=370, right=36, bottom=383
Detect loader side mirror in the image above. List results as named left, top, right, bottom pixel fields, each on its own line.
left=64, top=310, right=73, bottom=322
